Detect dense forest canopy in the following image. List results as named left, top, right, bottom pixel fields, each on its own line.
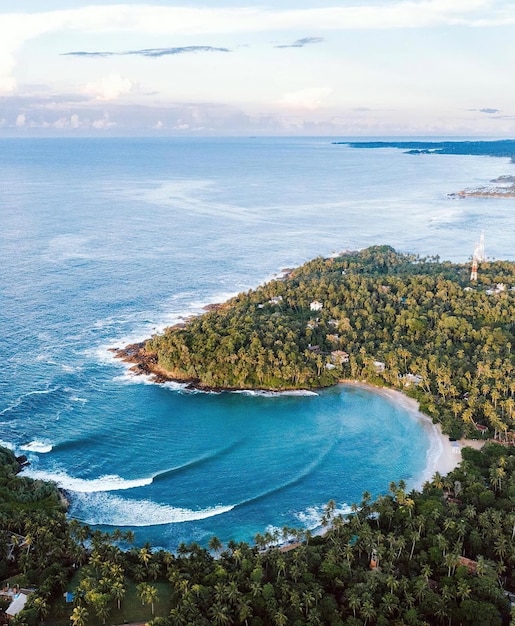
left=2, top=441, right=515, bottom=625
left=3, top=246, right=515, bottom=624
left=144, top=246, right=515, bottom=439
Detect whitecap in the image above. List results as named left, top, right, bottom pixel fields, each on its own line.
left=295, top=503, right=352, bottom=531
left=70, top=396, right=87, bottom=403
left=0, top=440, right=15, bottom=451
left=24, top=468, right=154, bottom=493
left=70, top=492, right=234, bottom=527
left=233, top=389, right=318, bottom=397
left=20, top=440, right=53, bottom=454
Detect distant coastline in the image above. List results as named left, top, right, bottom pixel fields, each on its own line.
left=335, top=138, right=515, bottom=159
left=337, top=139, right=515, bottom=198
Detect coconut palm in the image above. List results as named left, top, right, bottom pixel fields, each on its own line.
left=137, top=582, right=158, bottom=615
left=69, top=605, right=88, bottom=626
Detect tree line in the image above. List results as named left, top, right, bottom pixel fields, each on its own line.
left=1, top=442, right=515, bottom=624
left=145, top=245, right=515, bottom=440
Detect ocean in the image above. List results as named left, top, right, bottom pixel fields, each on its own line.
left=1, top=136, right=514, bottom=550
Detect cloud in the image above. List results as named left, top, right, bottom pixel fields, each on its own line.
left=83, top=74, right=134, bottom=100
left=479, top=107, right=501, bottom=114
left=278, top=87, right=333, bottom=110
left=15, top=113, right=26, bottom=127
left=62, top=46, right=230, bottom=58
left=92, top=113, right=116, bottom=129
left=275, top=37, right=324, bottom=49
left=0, top=2, right=512, bottom=97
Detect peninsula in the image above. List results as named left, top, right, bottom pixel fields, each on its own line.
left=335, top=139, right=515, bottom=198
left=116, top=246, right=515, bottom=441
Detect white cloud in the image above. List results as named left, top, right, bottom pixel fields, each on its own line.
left=92, top=113, right=116, bottom=129
left=0, top=2, right=510, bottom=99
left=15, top=113, right=26, bottom=127
left=52, top=114, right=81, bottom=129
left=278, top=87, right=333, bottom=110
left=83, top=74, right=134, bottom=100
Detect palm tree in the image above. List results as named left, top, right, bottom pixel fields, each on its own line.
left=138, top=582, right=158, bottom=615
left=208, top=601, right=233, bottom=625
left=360, top=600, right=377, bottom=626
left=208, top=535, right=223, bottom=556
left=138, top=544, right=152, bottom=570
left=69, top=605, right=88, bottom=626
left=111, top=579, right=126, bottom=610
left=274, top=609, right=288, bottom=626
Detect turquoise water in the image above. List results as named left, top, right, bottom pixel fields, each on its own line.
left=1, top=137, right=513, bottom=550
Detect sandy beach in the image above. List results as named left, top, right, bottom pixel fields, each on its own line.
left=340, top=381, right=485, bottom=486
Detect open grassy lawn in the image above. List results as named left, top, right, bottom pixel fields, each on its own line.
left=47, top=579, right=171, bottom=625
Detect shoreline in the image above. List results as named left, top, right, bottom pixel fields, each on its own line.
left=340, top=380, right=485, bottom=485
left=113, top=339, right=481, bottom=486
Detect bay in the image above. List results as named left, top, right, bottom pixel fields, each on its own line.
left=0, top=137, right=513, bottom=550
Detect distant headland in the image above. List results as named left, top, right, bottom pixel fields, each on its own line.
left=334, top=139, right=515, bottom=198
left=115, top=245, right=515, bottom=442
left=334, top=139, right=515, bottom=159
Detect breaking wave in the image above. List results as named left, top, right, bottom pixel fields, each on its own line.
left=20, top=440, right=53, bottom=454
left=24, top=468, right=154, bottom=493
left=70, top=492, right=234, bottom=527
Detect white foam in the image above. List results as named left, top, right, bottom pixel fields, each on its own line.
left=233, top=389, right=318, bottom=397
left=0, top=387, right=60, bottom=416
left=413, top=421, right=445, bottom=490
left=20, top=440, right=53, bottom=454
left=71, top=492, right=234, bottom=527
left=295, top=503, right=352, bottom=531
left=162, top=380, right=191, bottom=392
left=24, top=468, right=154, bottom=493
left=112, top=370, right=156, bottom=386
left=428, top=209, right=463, bottom=225
left=70, top=395, right=87, bottom=403
left=0, top=440, right=15, bottom=450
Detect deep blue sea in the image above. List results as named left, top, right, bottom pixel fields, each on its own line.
left=1, top=137, right=514, bottom=550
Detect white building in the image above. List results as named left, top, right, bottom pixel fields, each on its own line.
left=310, top=300, right=323, bottom=312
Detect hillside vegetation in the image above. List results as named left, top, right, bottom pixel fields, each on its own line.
left=2, top=443, right=515, bottom=625
left=145, top=246, right=515, bottom=439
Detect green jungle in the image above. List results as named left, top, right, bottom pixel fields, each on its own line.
left=2, top=246, right=515, bottom=625
left=146, top=246, right=515, bottom=440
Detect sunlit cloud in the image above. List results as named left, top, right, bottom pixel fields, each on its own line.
left=83, top=74, right=134, bottom=100
left=278, top=87, right=333, bottom=110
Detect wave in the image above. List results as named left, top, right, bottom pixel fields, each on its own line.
left=0, top=440, right=15, bottom=451
left=0, top=386, right=61, bottom=417
left=232, top=389, right=319, bottom=397
left=295, top=504, right=352, bottom=531
left=428, top=209, right=463, bottom=226
left=234, top=437, right=339, bottom=511
left=20, top=440, right=53, bottom=454
left=24, top=468, right=154, bottom=493
left=24, top=439, right=242, bottom=491
left=70, top=492, right=234, bottom=527
left=153, top=440, right=242, bottom=482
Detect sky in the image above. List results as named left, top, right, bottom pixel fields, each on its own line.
left=0, top=0, right=514, bottom=136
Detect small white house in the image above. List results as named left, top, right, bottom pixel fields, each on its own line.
left=373, top=361, right=385, bottom=373
left=401, top=373, right=423, bottom=386
left=310, top=300, right=323, bottom=312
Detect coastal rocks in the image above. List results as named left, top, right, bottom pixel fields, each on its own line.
left=448, top=179, right=515, bottom=199
left=15, top=454, right=29, bottom=469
